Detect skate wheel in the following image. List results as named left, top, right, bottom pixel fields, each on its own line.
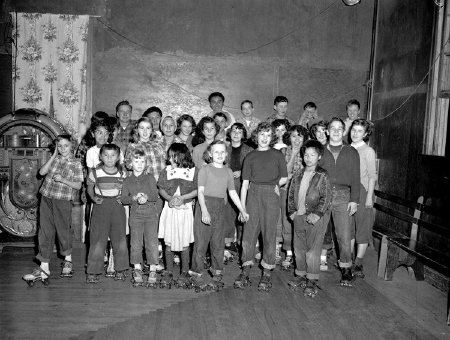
left=27, top=281, right=34, bottom=287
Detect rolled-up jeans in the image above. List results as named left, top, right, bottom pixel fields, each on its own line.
left=331, top=187, right=352, bottom=269
left=293, top=214, right=327, bottom=280
left=241, top=184, right=280, bottom=270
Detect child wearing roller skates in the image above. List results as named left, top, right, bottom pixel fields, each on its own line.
left=190, top=140, right=249, bottom=292
left=86, top=119, right=125, bottom=277
left=279, top=125, right=309, bottom=271
left=234, top=122, right=288, bottom=291
left=119, top=146, right=159, bottom=288
left=223, top=123, right=253, bottom=265
left=86, top=144, right=128, bottom=284
left=23, top=135, right=83, bottom=286
left=158, top=143, right=198, bottom=289
left=287, top=140, right=332, bottom=297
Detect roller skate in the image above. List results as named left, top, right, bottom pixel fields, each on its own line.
left=60, top=260, right=74, bottom=278
left=174, top=254, right=181, bottom=267
left=353, top=265, right=365, bottom=279
left=223, top=249, right=234, bottom=265
left=189, top=271, right=208, bottom=293
left=234, top=272, right=251, bottom=289
left=288, top=275, right=308, bottom=291
left=303, top=279, right=320, bottom=298
left=281, top=255, right=293, bottom=271
left=146, top=271, right=158, bottom=289
left=23, top=268, right=50, bottom=287
left=340, top=268, right=354, bottom=287
left=114, top=270, right=127, bottom=281
left=86, top=273, right=100, bottom=284
left=105, top=251, right=115, bottom=278
left=131, top=269, right=144, bottom=287
left=142, top=263, right=150, bottom=275
left=175, top=271, right=191, bottom=289
left=258, top=273, right=272, bottom=292
left=159, top=271, right=174, bottom=289
left=207, top=274, right=224, bottom=292
left=203, top=255, right=211, bottom=270
left=155, top=259, right=165, bottom=273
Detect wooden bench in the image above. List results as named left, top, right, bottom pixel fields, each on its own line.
left=372, top=190, right=450, bottom=325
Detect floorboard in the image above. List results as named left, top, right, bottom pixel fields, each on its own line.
left=0, top=242, right=448, bottom=339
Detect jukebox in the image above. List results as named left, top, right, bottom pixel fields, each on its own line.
left=0, top=108, right=67, bottom=249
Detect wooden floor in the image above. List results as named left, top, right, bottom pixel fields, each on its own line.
left=0, top=242, right=448, bottom=340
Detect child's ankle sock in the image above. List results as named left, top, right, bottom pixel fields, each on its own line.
left=40, top=262, right=49, bottom=277
left=64, top=255, right=72, bottom=262
left=286, top=250, right=293, bottom=257
left=134, top=264, right=142, bottom=271
left=320, top=255, right=327, bottom=262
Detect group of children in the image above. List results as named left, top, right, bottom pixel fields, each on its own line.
left=23, top=94, right=377, bottom=298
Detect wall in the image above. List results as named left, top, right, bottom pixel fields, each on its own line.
left=371, top=0, right=449, bottom=253
left=92, top=0, right=374, bottom=121
left=1, top=0, right=374, bottom=123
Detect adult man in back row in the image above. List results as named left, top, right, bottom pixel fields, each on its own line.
left=207, top=92, right=235, bottom=129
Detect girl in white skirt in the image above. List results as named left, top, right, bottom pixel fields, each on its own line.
left=157, top=143, right=198, bottom=287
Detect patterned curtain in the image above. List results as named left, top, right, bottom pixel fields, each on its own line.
left=11, top=13, right=90, bottom=140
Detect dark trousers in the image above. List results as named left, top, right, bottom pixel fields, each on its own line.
left=293, top=215, right=327, bottom=280
left=191, top=196, right=226, bottom=275
left=330, top=188, right=352, bottom=268
left=241, top=184, right=280, bottom=270
left=129, top=203, right=159, bottom=266
left=87, top=198, right=128, bottom=274
left=37, top=196, right=73, bottom=263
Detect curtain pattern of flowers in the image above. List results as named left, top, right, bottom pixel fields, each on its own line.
left=11, top=13, right=89, bottom=140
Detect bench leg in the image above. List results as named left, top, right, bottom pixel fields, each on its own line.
left=447, top=289, right=450, bottom=326
left=377, top=236, right=388, bottom=279
left=385, top=242, right=400, bottom=281
left=410, top=260, right=425, bottom=281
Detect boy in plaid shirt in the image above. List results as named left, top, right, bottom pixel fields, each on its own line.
left=23, top=135, right=83, bottom=286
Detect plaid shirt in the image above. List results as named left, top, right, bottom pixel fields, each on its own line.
left=75, top=138, right=90, bottom=169
left=116, top=121, right=136, bottom=150
left=285, top=146, right=303, bottom=178
left=236, top=116, right=261, bottom=135
left=157, top=137, right=174, bottom=153
left=265, top=113, right=295, bottom=126
left=125, top=141, right=166, bottom=181
left=39, top=155, right=84, bottom=201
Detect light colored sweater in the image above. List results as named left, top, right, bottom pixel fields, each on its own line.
left=352, top=142, right=377, bottom=191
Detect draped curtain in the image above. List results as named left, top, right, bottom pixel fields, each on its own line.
left=11, top=12, right=90, bottom=140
